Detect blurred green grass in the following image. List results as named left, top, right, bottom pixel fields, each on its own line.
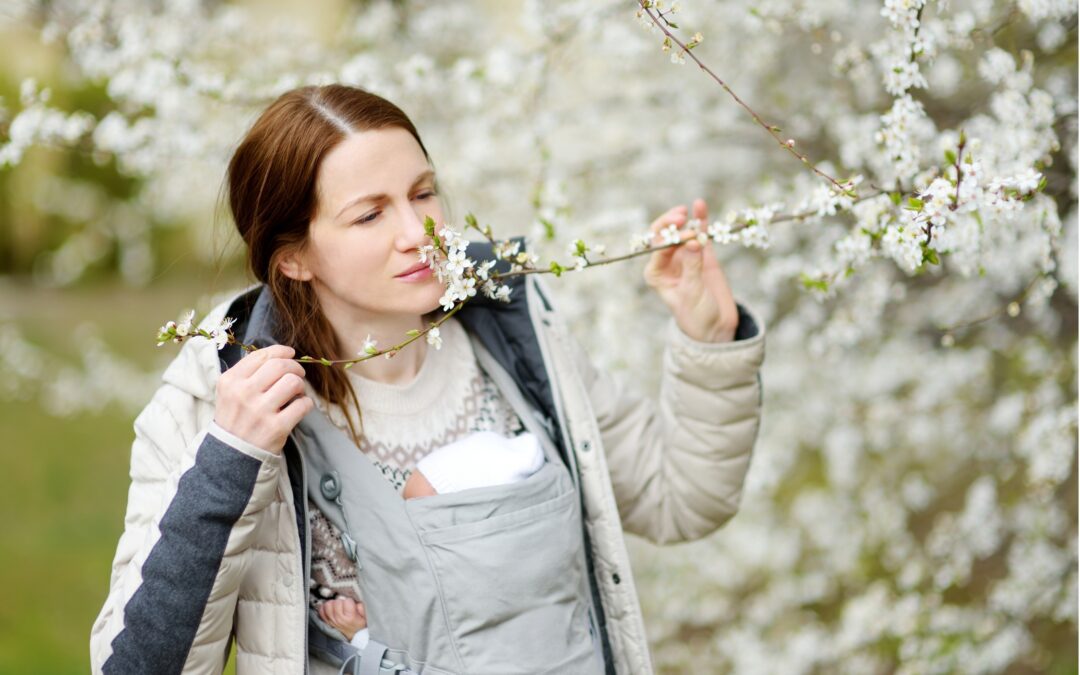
left=0, top=278, right=245, bottom=673
left=0, top=398, right=133, bottom=673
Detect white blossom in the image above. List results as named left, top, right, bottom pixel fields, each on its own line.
left=660, top=223, right=681, bottom=245
left=175, top=309, right=195, bottom=337
left=209, top=316, right=236, bottom=350
left=360, top=334, right=378, bottom=356
left=425, top=326, right=442, bottom=350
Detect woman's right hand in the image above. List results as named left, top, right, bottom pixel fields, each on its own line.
left=213, top=344, right=314, bottom=454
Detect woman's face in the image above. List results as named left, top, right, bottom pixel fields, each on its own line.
left=284, top=127, right=446, bottom=324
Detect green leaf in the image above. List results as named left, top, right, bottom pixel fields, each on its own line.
left=799, top=272, right=829, bottom=292
left=667, top=21, right=679, bottom=28
left=406, top=329, right=420, bottom=337
left=538, top=218, right=556, bottom=240
left=889, top=192, right=902, bottom=205
left=1037, top=176, right=1048, bottom=192
left=944, top=149, right=957, bottom=165
left=465, top=213, right=479, bottom=230
left=906, top=197, right=924, bottom=210
left=423, top=215, right=436, bottom=236
left=550, top=261, right=564, bottom=277
left=923, top=248, right=940, bottom=265
left=320, top=358, right=332, bottom=366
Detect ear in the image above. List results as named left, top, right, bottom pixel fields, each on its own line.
left=276, top=244, right=313, bottom=282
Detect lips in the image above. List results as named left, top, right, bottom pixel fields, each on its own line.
left=396, top=262, right=431, bottom=277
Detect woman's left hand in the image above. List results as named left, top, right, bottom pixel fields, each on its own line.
left=643, top=198, right=740, bottom=343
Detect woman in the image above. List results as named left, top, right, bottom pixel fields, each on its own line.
left=90, top=84, right=766, bottom=674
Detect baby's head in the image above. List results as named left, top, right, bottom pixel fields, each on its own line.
left=402, top=431, right=544, bottom=500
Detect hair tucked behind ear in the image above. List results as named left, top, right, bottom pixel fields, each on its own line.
left=226, top=84, right=433, bottom=446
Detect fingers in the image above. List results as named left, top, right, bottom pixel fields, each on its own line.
left=644, top=208, right=691, bottom=287
left=250, top=357, right=307, bottom=393
left=644, top=199, right=712, bottom=288
left=263, top=370, right=307, bottom=409
left=277, top=393, right=315, bottom=430
left=649, top=205, right=689, bottom=243
left=231, top=344, right=295, bottom=378
left=648, top=199, right=709, bottom=245
left=691, top=197, right=708, bottom=225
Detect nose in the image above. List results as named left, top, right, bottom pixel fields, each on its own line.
left=397, top=200, right=432, bottom=252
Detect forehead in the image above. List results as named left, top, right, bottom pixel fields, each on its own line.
left=317, top=127, right=430, bottom=206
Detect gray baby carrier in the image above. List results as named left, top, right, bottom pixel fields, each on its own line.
left=219, top=239, right=614, bottom=674
left=298, top=333, right=605, bottom=673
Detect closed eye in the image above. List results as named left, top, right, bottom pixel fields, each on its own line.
left=353, top=191, right=435, bottom=225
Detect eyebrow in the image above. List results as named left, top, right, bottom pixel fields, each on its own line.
left=335, top=169, right=436, bottom=219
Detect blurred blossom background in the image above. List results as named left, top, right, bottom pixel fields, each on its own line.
left=1, top=0, right=1076, bottom=672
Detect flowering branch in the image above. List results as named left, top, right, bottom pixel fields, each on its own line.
left=158, top=147, right=1046, bottom=364
left=156, top=311, right=240, bottom=351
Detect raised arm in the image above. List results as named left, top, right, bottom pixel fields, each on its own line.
left=564, top=302, right=765, bottom=544
left=90, top=342, right=309, bottom=673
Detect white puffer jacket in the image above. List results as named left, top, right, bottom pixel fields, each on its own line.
left=90, top=272, right=766, bottom=674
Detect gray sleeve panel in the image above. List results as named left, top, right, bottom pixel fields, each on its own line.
left=102, top=432, right=263, bottom=675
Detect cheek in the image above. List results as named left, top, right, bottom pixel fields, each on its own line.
left=311, top=231, right=388, bottom=284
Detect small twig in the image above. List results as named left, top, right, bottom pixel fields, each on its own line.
left=492, top=240, right=680, bottom=279
left=637, top=0, right=855, bottom=197
left=936, top=272, right=1050, bottom=341
left=295, top=301, right=464, bottom=368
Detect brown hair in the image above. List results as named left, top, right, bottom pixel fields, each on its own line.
left=226, top=84, right=433, bottom=445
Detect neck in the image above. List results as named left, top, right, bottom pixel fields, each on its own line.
left=320, top=300, right=430, bottom=387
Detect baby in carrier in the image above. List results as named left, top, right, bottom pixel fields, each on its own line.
left=317, top=430, right=546, bottom=649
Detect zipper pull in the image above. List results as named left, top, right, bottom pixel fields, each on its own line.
left=340, top=532, right=361, bottom=569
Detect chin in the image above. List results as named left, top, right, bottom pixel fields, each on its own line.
left=413, top=284, right=448, bottom=315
